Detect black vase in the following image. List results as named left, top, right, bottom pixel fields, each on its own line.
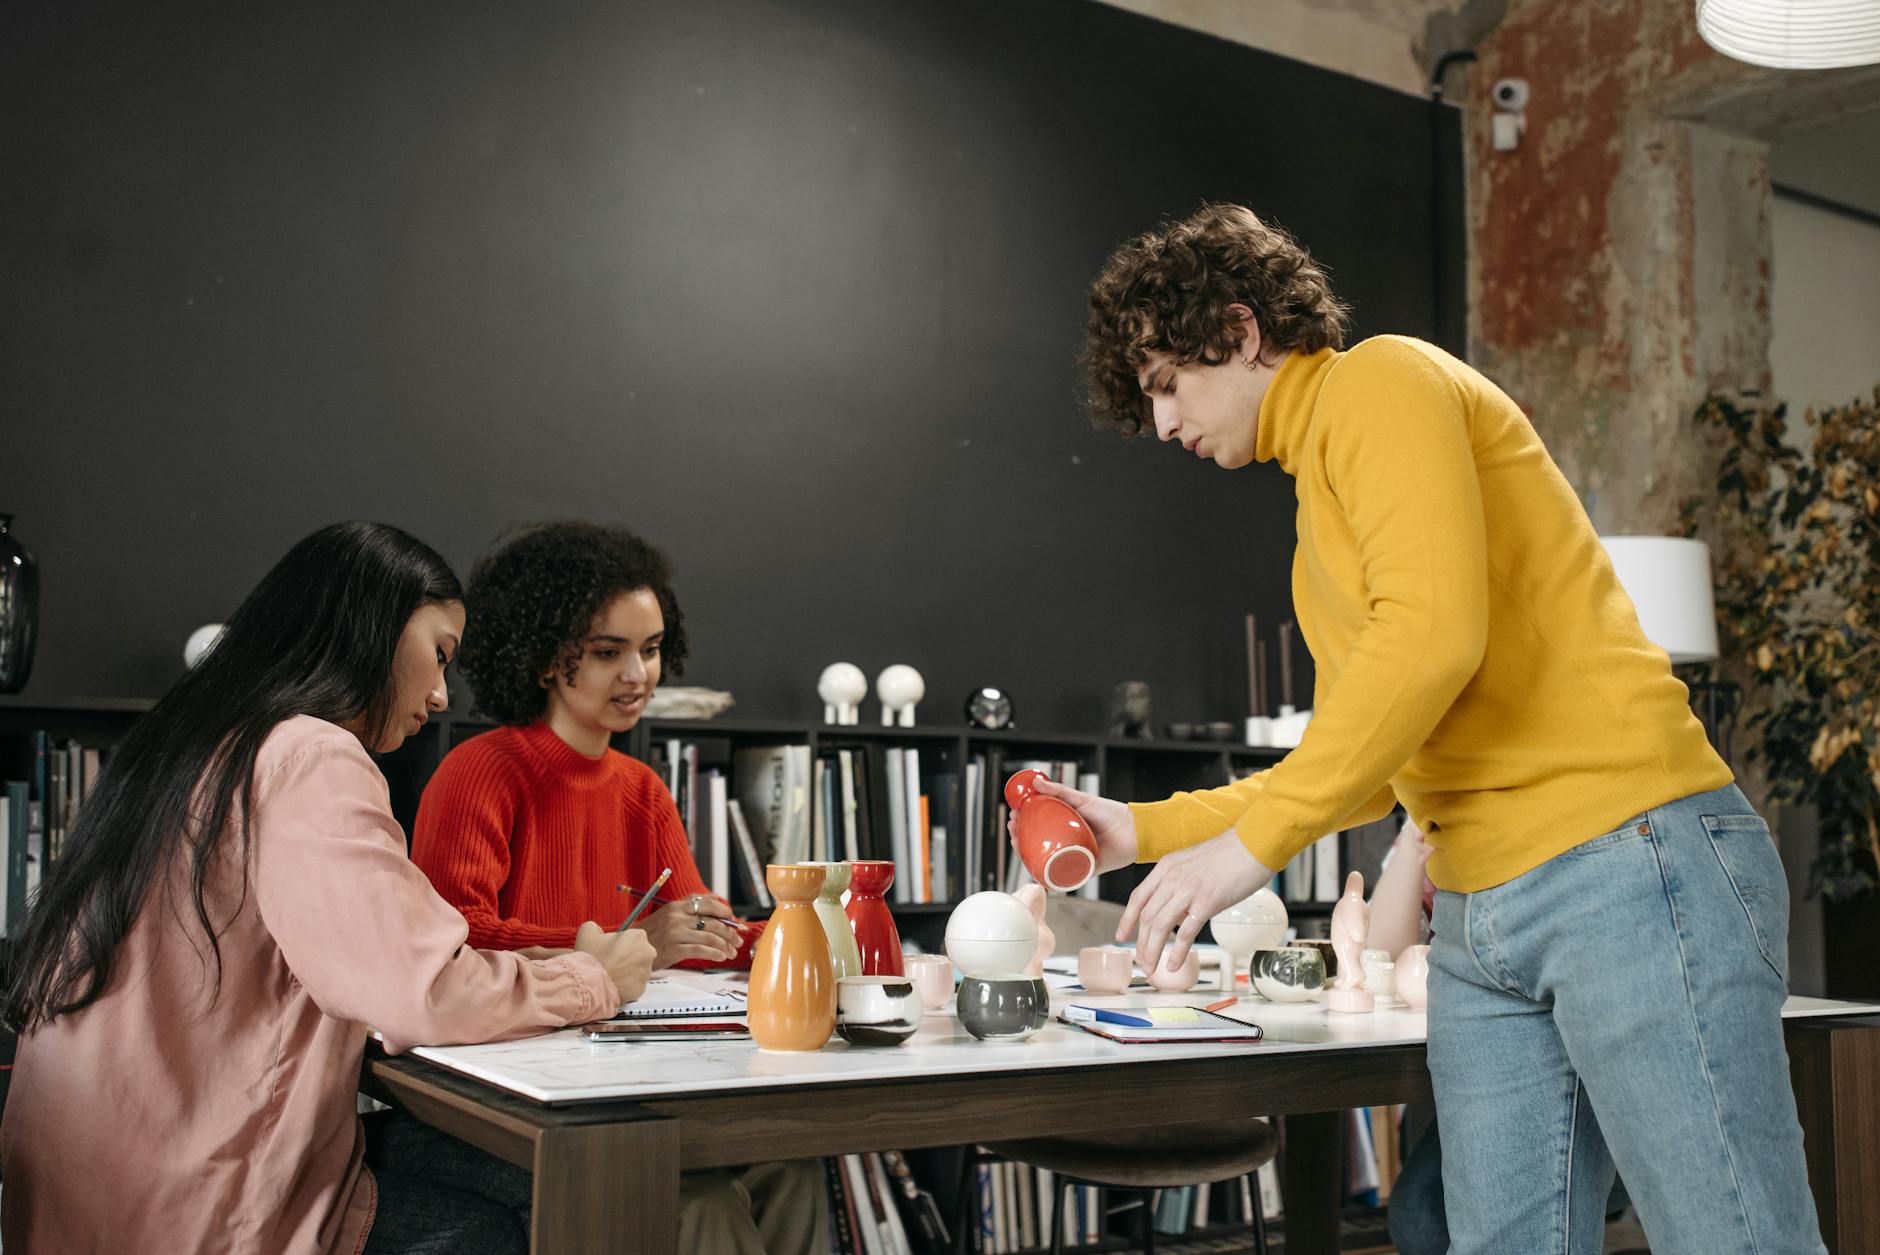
left=0, top=512, right=39, bottom=694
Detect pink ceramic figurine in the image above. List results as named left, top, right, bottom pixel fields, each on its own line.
left=1005, top=769, right=1099, bottom=892
left=1326, top=870, right=1376, bottom=1013
left=1013, top=883, right=1055, bottom=979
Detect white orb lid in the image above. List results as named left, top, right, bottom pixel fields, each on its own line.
left=1214, top=886, right=1288, bottom=929
left=945, top=891, right=1038, bottom=943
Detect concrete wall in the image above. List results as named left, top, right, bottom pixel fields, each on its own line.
left=1089, top=0, right=1436, bottom=95
left=1769, top=194, right=1880, bottom=413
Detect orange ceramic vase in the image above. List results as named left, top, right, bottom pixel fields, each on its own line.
left=748, top=864, right=837, bottom=1051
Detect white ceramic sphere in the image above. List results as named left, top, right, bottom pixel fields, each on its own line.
left=184, top=623, right=227, bottom=668
left=876, top=664, right=925, bottom=707
left=817, top=662, right=868, bottom=706
left=946, top=936, right=1039, bottom=977
left=1209, top=887, right=1289, bottom=954
left=945, top=891, right=1037, bottom=976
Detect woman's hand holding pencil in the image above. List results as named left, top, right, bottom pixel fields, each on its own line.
left=573, top=922, right=656, bottom=1006
left=617, top=869, right=743, bottom=969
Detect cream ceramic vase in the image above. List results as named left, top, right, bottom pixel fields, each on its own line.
left=798, top=861, right=863, bottom=980
left=1396, top=943, right=1432, bottom=1011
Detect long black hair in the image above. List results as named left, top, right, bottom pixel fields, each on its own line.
left=2, top=522, right=462, bottom=1030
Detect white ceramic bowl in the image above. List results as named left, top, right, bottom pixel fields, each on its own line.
left=1210, top=888, right=1288, bottom=954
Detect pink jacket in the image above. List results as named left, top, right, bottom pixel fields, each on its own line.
left=1, top=716, right=618, bottom=1254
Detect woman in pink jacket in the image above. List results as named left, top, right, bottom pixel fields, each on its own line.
left=1, top=521, right=654, bottom=1255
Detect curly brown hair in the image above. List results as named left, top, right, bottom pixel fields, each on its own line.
left=1083, top=203, right=1352, bottom=436
left=457, top=521, right=688, bottom=725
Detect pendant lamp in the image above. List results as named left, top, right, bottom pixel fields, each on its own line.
left=1696, top=0, right=1880, bottom=69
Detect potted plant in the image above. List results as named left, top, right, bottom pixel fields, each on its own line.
left=1687, top=388, right=1880, bottom=996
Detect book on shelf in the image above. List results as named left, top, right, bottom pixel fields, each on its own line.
left=962, top=757, right=983, bottom=896
left=1348, top=1106, right=1381, bottom=1204
left=1371, top=1104, right=1401, bottom=1201
left=884, top=747, right=909, bottom=903
left=825, top=1156, right=858, bottom=1255
left=842, top=1153, right=901, bottom=1255
left=837, top=749, right=860, bottom=863
left=3, top=780, right=27, bottom=936
left=879, top=1150, right=949, bottom=1255
left=929, top=768, right=959, bottom=902
left=916, top=795, right=932, bottom=902
left=817, top=755, right=834, bottom=866
left=726, top=799, right=773, bottom=908
left=1258, top=1156, right=1282, bottom=1219
left=900, top=749, right=923, bottom=901
left=732, top=743, right=813, bottom=871
left=706, top=770, right=730, bottom=900
left=865, top=1152, right=914, bottom=1255
left=850, top=742, right=886, bottom=864
left=1313, top=830, right=1340, bottom=902
left=1283, top=840, right=1313, bottom=903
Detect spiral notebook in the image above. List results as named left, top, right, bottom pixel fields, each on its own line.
left=612, top=977, right=745, bottom=1020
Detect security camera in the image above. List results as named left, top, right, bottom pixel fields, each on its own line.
left=1492, top=78, right=1530, bottom=111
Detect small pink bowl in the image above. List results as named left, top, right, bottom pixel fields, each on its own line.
left=1146, top=948, right=1201, bottom=993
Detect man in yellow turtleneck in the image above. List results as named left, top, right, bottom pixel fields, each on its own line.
left=1034, top=202, right=1822, bottom=1254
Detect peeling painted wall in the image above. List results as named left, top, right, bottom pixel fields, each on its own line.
left=1465, top=0, right=1772, bottom=535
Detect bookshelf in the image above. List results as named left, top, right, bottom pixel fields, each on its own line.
left=1, top=698, right=1368, bottom=955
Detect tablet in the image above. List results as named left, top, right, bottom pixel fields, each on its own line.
left=582, top=1020, right=752, bottom=1042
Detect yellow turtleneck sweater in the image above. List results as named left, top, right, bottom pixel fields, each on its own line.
left=1129, top=336, right=1731, bottom=893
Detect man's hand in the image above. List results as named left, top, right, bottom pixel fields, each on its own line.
left=640, top=894, right=742, bottom=968
left=1118, top=830, right=1277, bottom=975
left=1005, top=775, right=1138, bottom=872
left=573, top=922, right=657, bottom=1005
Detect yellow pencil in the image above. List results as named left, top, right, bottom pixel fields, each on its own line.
left=617, top=867, right=672, bottom=932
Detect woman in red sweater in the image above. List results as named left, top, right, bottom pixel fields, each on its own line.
left=412, top=521, right=825, bottom=1255
left=413, top=521, right=750, bottom=968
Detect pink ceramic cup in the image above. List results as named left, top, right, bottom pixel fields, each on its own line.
left=1077, top=946, right=1133, bottom=994
left=902, top=953, right=955, bottom=1012
left=1147, top=947, right=1201, bottom=993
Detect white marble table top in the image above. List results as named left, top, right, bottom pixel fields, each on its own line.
left=403, top=975, right=1875, bottom=1107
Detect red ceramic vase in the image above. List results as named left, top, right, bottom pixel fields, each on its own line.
left=844, top=859, right=904, bottom=977
left=1005, top=769, right=1099, bottom=892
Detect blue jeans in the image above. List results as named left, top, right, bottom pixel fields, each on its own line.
left=1426, top=784, right=1824, bottom=1254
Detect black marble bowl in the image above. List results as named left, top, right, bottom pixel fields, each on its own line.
left=957, top=974, right=1049, bottom=1042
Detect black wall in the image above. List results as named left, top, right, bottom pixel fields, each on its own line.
left=2, top=0, right=1463, bottom=731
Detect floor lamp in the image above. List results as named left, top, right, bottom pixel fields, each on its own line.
left=1601, top=536, right=1739, bottom=757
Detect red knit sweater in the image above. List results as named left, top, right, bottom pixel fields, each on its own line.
left=411, top=720, right=758, bottom=965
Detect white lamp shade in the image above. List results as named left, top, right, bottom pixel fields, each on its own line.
left=1601, top=536, right=1721, bottom=664
left=1696, top=0, right=1880, bottom=69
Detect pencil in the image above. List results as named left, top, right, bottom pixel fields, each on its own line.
left=1203, top=996, right=1239, bottom=1013
left=617, top=867, right=672, bottom=933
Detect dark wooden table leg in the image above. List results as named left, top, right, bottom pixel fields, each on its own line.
left=530, top=1113, right=680, bottom=1255
left=1788, top=1016, right=1880, bottom=1255
left=1282, top=1110, right=1344, bottom=1255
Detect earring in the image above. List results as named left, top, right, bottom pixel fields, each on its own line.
left=1242, top=356, right=1258, bottom=372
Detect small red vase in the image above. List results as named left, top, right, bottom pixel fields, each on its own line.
left=844, top=859, right=904, bottom=977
